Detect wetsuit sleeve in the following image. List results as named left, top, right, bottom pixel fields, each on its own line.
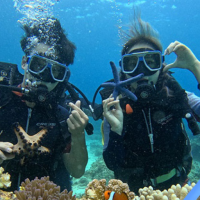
left=187, top=91, right=200, bottom=121
left=103, top=118, right=124, bottom=171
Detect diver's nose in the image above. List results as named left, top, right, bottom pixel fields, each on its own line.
left=135, top=61, right=147, bottom=74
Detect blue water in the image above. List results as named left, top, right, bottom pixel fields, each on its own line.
left=0, top=0, right=200, bottom=195
left=1, top=0, right=200, bottom=100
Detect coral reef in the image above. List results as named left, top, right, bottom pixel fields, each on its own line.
left=78, top=179, right=135, bottom=200
left=72, top=155, right=114, bottom=197
left=0, top=167, right=11, bottom=189
left=106, top=179, right=135, bottom=199
left=85, top=179, right=106, bottom=200
left=0, top=164, right=199, bottom=200
left=0, top=190, right=16, bottom=200
left=12, top=122, right=50, bottom=165
left=0, top=167, right=15, bottom=200
left=14, top=176, right=76, bottom=200
left=77, top=179, right=200, bottom=200
left=134, top=183, right=195, bottom=200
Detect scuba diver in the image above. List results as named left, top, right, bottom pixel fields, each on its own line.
left=0, top=17, right=90, bottom=191
left=95, top=15, right=200, bottom=193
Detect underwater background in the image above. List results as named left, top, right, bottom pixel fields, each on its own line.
left=0, top=0, right=200, bottom=197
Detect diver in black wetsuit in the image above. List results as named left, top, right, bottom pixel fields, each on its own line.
left=0, top=17, right=89, bottom=191
left=101, top=14, right=200, bottom=193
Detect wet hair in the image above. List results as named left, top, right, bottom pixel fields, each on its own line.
left=20, top=17, right=76, bottom=66
left=121, top=12, right=162, bottom=55
left=120, top=12, right=178, bottom=98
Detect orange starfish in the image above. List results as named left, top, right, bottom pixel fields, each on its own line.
left=12, top=122, right=50, bottom=161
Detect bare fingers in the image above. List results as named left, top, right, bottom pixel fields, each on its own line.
left=0, top=142, right=15, bottom=164
left=0, top=142, right=13, bottom=153
left=68, top=101, right=88, bottom=122
left=164, top=41, right=180, bottom=55
left=67, top=101, right=89, bottom=133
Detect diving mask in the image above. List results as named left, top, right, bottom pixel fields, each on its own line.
left=121, top=51, right=164, bottom=76
left=27, top=55, right=68, bottom=82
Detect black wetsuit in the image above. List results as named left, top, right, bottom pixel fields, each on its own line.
left=103, top=75, right=193, bottom=193
left=0, top=92, right=72, bottom=191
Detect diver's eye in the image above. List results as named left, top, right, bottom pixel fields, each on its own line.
left=146, top=60, right=155, bottom=65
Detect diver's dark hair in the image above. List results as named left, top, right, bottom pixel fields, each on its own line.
left=20, top=18, right=76, bottom=66
left=121, top=11, right=162, bottom=55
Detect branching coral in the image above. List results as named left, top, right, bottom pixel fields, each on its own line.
left=134, top=183, right=196, bottom=200
left=14, top=176, right=76, bottom=200
left=0, top=167, right=11, bottom=189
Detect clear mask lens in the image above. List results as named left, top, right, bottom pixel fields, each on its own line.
left=122, top=51, right=163, bottom=74
left=28, top=55, right=67, bottom=82
left=51, top=63, right=67, bottom=80
left=29, top=56, right=47, bottom=73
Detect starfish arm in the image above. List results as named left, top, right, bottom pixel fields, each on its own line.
left=112, top=88, right=119, bottom=99
left=38, top=146, right=50, bottom=153
left=110, top=61, right=120, bottom=83
left=29, top=129, right=48, bottom=142
left=120, top=73, right=144, bottom=87
left=119, top=87, right=138, bottom=101
left=100, top=82, right=115, bottom=88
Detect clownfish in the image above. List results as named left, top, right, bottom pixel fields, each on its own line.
left=104, top=191, right=128, bottom=200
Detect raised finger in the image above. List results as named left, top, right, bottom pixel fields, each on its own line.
left=173, top=43, right=188, bottom=56
left=75, top=100, right=81, bottom=108
left=69, top=110, right=82, bottom=126
left=69, top=102, right=88, bottom=121
left=164, top=41, right=180, bottom=55
left=107, top=100, right=120, bottom=110
left=103, top=97, right=114, bottom=112
left=67, top=118, right=75, bottom=130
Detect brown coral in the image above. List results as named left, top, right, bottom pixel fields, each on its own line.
left=0, top=190, right=16, bottom=200
left=85, top=179, right=106, bottom=200
left=82, top=179, right=135, bottom=200
left=14, top=176, right=76, bottom=200
left=12, top=122, right=50, bottom=165
left=106, top=179, right=135, bottom=199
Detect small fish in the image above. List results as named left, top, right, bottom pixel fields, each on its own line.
left=24, top=5, right=34, bottom=9
left=104, top=191, right=128, bottom=200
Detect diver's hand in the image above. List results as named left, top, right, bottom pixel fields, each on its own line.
left=0, top=142, right=15, bottom=164
left=103, top=97, right=123, bottom=135
left=67, top=100, right=89, bottom=137
left=164, top=41, right=200, bottom=73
